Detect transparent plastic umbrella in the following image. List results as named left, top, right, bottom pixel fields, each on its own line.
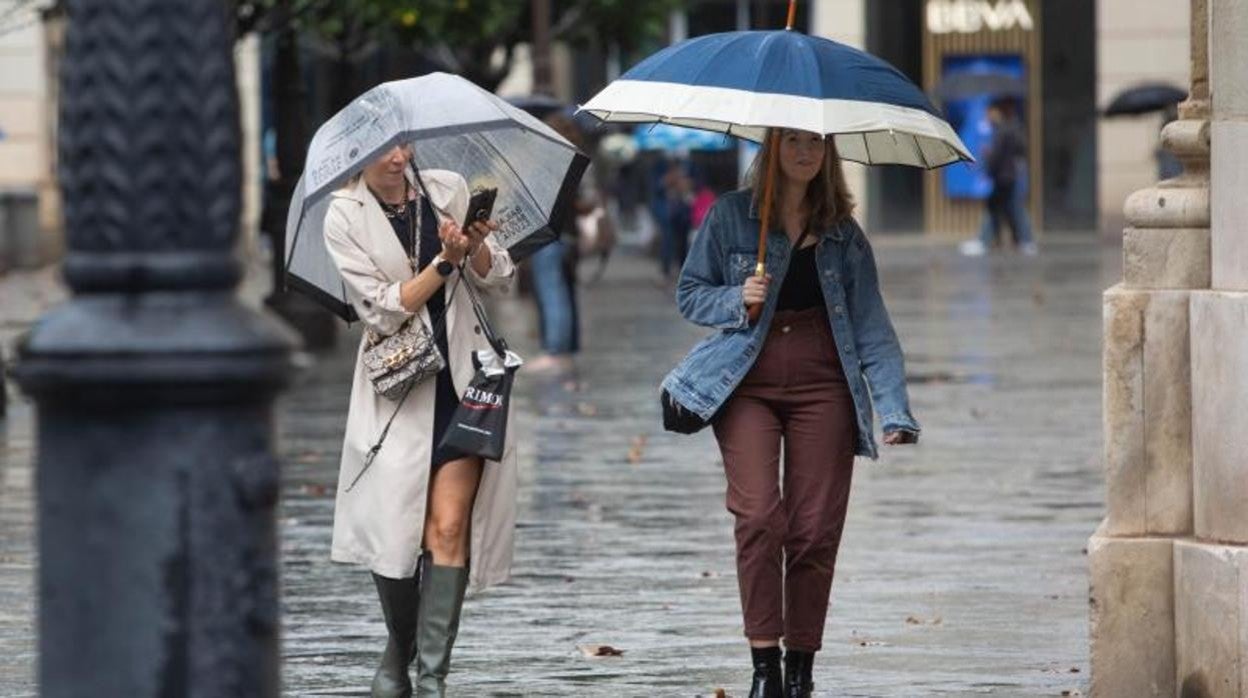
left=285, top=72, right=589, bottom=321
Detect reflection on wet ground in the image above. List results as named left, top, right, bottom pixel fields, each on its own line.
left=0, top=237, right=1118, bottom=696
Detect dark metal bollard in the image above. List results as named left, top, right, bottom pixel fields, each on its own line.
left=10, top=1, right=298, bottom=696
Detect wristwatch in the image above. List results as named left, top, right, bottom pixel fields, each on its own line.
left=433, top=255, right=455, bottom=277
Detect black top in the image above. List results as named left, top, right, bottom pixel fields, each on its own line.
left=777, top=242, right=822, bottom=311
left=379, top=194, right=463, bottom=468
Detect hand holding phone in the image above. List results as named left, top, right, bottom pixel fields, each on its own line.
left=461, top=187, right=498, bottom=241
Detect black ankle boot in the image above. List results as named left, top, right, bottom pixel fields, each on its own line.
left=748, top=646, right=783, bottom=698
left=783, top=649, right=814, bottom=697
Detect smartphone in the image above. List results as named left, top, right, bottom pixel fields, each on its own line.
left=461, top=187, right=498, bottom=231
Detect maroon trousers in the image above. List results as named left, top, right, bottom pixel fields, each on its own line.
left=712, top=308, right=857, bottom=652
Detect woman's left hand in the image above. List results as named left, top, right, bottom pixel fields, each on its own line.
left=464, top=219, right=498, bottom=250
left=883, top=430, right=918, bottom=445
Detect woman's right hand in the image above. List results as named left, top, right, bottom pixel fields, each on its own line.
left=742, top=273, right=771, bottom=306
left=438, top=220, right=472, bottom=265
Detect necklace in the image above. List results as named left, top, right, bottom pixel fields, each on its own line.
left=371, top=180, right=411, bottom=219
left=377, top=195, right=409, bottom=219
left=369, top=180, right=421, bottom=272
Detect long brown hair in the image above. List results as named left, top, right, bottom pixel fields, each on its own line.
left=746, top=129, right=855, bottom=232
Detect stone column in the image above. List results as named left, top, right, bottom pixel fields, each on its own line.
left=1090, top=1, right=1209, bottom=695
left=10, top=1, right=297, bottom=695
left=1179, top=0, right=1248, bottom=694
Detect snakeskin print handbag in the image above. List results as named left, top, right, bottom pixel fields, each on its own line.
left=362, top=317, right=445, bottom=401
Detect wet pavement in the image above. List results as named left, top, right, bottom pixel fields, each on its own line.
left=0, top=237, right=1119, bottom=696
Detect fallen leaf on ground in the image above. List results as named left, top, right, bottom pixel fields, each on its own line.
left=627, top=434, right=649, bottom=464
left=578, top=644, right=624, bottom=658
left=905, top=614, right=942, bottom=625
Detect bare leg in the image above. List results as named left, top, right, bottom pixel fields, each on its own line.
left=423, top=456, right=483, bottom=566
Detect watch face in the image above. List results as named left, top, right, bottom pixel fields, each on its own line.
left=437, top=259, right=455, bottom=276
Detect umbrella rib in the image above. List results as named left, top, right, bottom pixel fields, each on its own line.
left=861, top=132, right=872, bottom=165
left=285, top=206, right=305, bottom=272
left=912, top=135, right=931, bottom=169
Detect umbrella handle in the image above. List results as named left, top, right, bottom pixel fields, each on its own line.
left=746, top=129, right=782, bottom=324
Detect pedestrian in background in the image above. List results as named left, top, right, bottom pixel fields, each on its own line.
left=655, top=155, right=694, bottom=285
left=526, top=112, right=595, bottom=374
left=960, top=99, right=1037, bottom=256
left=663, top=129, right=921, bottom=697
left=323, top=144, right=519, bottom=697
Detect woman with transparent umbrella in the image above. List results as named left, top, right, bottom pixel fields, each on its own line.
left=323, top=143, right=515, bottom=697
left=285, top=73, right=588, bottom=697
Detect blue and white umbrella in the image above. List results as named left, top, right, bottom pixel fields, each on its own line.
left=580, top=30, right=972, bottom=168
left=580, top=3, right=970, bottom=320
left=633, top=123, right=733, bottom=152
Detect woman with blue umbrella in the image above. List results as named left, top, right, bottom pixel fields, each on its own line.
left=583, top=3, right=969, bottom=696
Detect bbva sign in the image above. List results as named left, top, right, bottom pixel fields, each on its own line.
left=927, top=0, right=1036, bottom=34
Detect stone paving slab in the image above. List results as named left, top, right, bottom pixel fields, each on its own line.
left=0, top=238, right=1118, bottom=696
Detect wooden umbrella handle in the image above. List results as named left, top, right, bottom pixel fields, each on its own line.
left=746, top=129, right=782, bottom=324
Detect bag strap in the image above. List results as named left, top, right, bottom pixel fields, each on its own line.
left=411, top=161, right=506, bottom=356
left=459, top=267, right=507, bottom=358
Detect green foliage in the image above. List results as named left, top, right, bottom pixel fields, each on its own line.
left=235, top=0, right=683, bottom=89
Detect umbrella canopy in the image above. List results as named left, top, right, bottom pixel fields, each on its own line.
left=633, top=122, right=733, bottom=152
left=1104, top=82, right=1186, bottom=117
left=580, top=29, right=972, bottom=168
left=285, top=73, right=589, bottom=321
left=935, top=71, right=1027, bottom=104
left=504, top=93, right=567, bottom=121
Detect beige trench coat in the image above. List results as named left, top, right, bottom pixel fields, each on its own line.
left=323, top=170, right=518, bottom=594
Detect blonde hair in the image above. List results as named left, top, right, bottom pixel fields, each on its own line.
left=746, top=129, right=855, bottom=232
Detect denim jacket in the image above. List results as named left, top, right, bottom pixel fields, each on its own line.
left=661, top=189, right=920, bottom=459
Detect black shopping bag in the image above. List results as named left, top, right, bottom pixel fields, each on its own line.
left=438, top=272, right=519, bottom=461
left=438, top=348, right=519, bottom=461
